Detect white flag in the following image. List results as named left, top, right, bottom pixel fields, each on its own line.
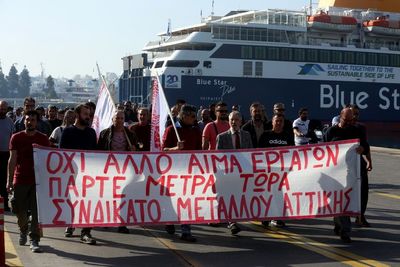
left=92, top=80, right=116, bottom=138
left=150, top=77, right=170, bottom=151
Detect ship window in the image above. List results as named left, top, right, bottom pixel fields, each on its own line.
left=166, top=60, right=200, bottom=67
left=213, top=26, right=220, bottom=38
left=227, top=28, right=234, bottom=40
left=307, top=50, right=319, bottom=62
left=254, top=29, right=261, bottom=41
left=154, top=61, right=164, bottom=68
left=343, top=52, right=355, bottom=64
left=390, top=54, right=400, bottom=67
left=241, top=46, right=253, bottom=59
left=280, top=48, right=292, bottom=61
left=234, top=28, right=240, bottom=40
left=255, top=47, right=266, bottom=59
left=203, top=61, right=212, bottom=68
left=179, top=43, right=216, bottom=51
left=220, top=27, right=227, bottom=39
left=268, top=47, right=279, bottom=60
left=241, top=28, right=248, bottom=40
left=243, top=61, right=253, bottom=76
left=378, top=54, right=389, bottom=66
left=248, top=28, right=255, bottom=41
left=255, top=62, right=263, bottom=76
left=355, top=53, right=366, bottom=65
left=367, top=53, right=377, bottom=65
left=293, top=48, right=305, bottom=61
left=331, top=51, right=342, bottom=63
left=260, top=30, right=268, bottom=42
left=320, top=50, right=330, bottom=63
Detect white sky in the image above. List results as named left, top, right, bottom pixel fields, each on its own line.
left=0, top=0, right=310, bottom=78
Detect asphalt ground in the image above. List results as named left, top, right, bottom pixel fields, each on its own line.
left=4, top=147, right=400, bottom=267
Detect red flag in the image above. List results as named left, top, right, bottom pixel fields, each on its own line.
left=150, top=77, right=172, bottom=151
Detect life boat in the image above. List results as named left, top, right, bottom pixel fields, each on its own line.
left=308, top=12, right=357, bottom=32
left=363, top=16, right=400, bottom=36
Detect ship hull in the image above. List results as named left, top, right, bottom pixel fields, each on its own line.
left=161, top=75, right=400, bottom=148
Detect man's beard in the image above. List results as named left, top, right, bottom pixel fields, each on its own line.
left=220, top=115, right=228, bottom=121
left=79, top=117, right=90, bottom=126
left=26, top=125, right=35, bottom=132
left=253, top=114, right=262, bottom=122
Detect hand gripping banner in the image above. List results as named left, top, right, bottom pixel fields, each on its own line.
left=33, top=140, right=360, bottom=227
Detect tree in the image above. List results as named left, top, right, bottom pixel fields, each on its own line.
left=19, top=67, right=32, bottom=97
left=7, top=65, right=19, bottom=97
left=45, top=75, right=58, bottom=98
left=0, top=68, right=8, bottom=97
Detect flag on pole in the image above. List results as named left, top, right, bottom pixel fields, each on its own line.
left=92, top=79, right=116, bottom=138
left=150, top=76, right=174, bottom=152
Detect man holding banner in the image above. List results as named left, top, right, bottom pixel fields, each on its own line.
left=324, top=107, right=368, bottom=243
left=7, top=110, right=50, bottom=253
left=216, top=111, right=252, bottom=235
left=162, top=104, right=202, bottom=242
left=97, top=110, right=138, bottom=233
left=59, top=104, right=97, bottom=245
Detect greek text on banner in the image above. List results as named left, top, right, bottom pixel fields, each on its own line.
left=33, top=140, right=361, bottom=227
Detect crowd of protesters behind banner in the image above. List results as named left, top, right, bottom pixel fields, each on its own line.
left=0, top=96, right=372, bottom=253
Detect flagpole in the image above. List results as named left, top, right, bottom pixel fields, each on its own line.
left=155, top=75, right=181, bottom=143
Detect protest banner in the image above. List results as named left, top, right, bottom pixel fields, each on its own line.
left=33, top=140, right=360, bottom=228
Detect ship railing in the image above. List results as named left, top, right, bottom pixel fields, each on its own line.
left=145, top=34, right=191, bottom=48
left=147, top=51, right=174, bottom=61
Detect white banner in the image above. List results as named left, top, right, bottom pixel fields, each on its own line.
left=33, top=140, right=360, bottom=227
left=150, top=77, right=170, bottom=152
left=92, top=80, right=116, bottom=138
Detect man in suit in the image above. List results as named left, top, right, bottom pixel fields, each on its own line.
left=216, top=111, right=252, bottom=234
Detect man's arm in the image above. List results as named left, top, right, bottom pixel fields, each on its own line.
left=7, top=150, right=17, bottom=192
left=293, top=127, right=303, bottom=137
left=293, top=120, right=302, bottom=137
left=202, top=136, right=210, bottom=150
left=162, top=126, right=183, bottom=151
left=365, top=152, right=373, bottom=171
left=59, top=128, right=70, bottom=149
left=201, top=123, right=212, bottom=150
left=216, top=134, right=223, bottom=150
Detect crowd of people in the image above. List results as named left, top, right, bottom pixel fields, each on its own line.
left=0, top=96, right=372, bottom=253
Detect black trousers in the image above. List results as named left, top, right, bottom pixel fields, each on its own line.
left=0, top=151, right=10, bottom=209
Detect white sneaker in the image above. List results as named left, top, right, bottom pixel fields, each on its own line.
left=30, top=241, right=42, bottom=253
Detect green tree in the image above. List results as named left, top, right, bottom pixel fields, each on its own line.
left=0, top=68, right=8, bottom=97
left=45, top=75, right=58, bottom=98
left=7, top=65, right=19, bottom=97
left=19, top=67, right=32, bottom=97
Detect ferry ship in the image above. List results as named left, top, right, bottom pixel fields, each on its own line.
left=119, top=0, right=400, bottom=148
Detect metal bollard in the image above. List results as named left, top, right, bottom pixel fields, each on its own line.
left=0, top=197, right=5, bottom=266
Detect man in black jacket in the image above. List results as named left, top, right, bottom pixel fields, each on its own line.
left=59, top=104, right=97, bottom=245
left=98, top=110, right=138, bottom=234
left=324, top=107, right=368, bottom=243
left=242, top=102, right=269, bottom=148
